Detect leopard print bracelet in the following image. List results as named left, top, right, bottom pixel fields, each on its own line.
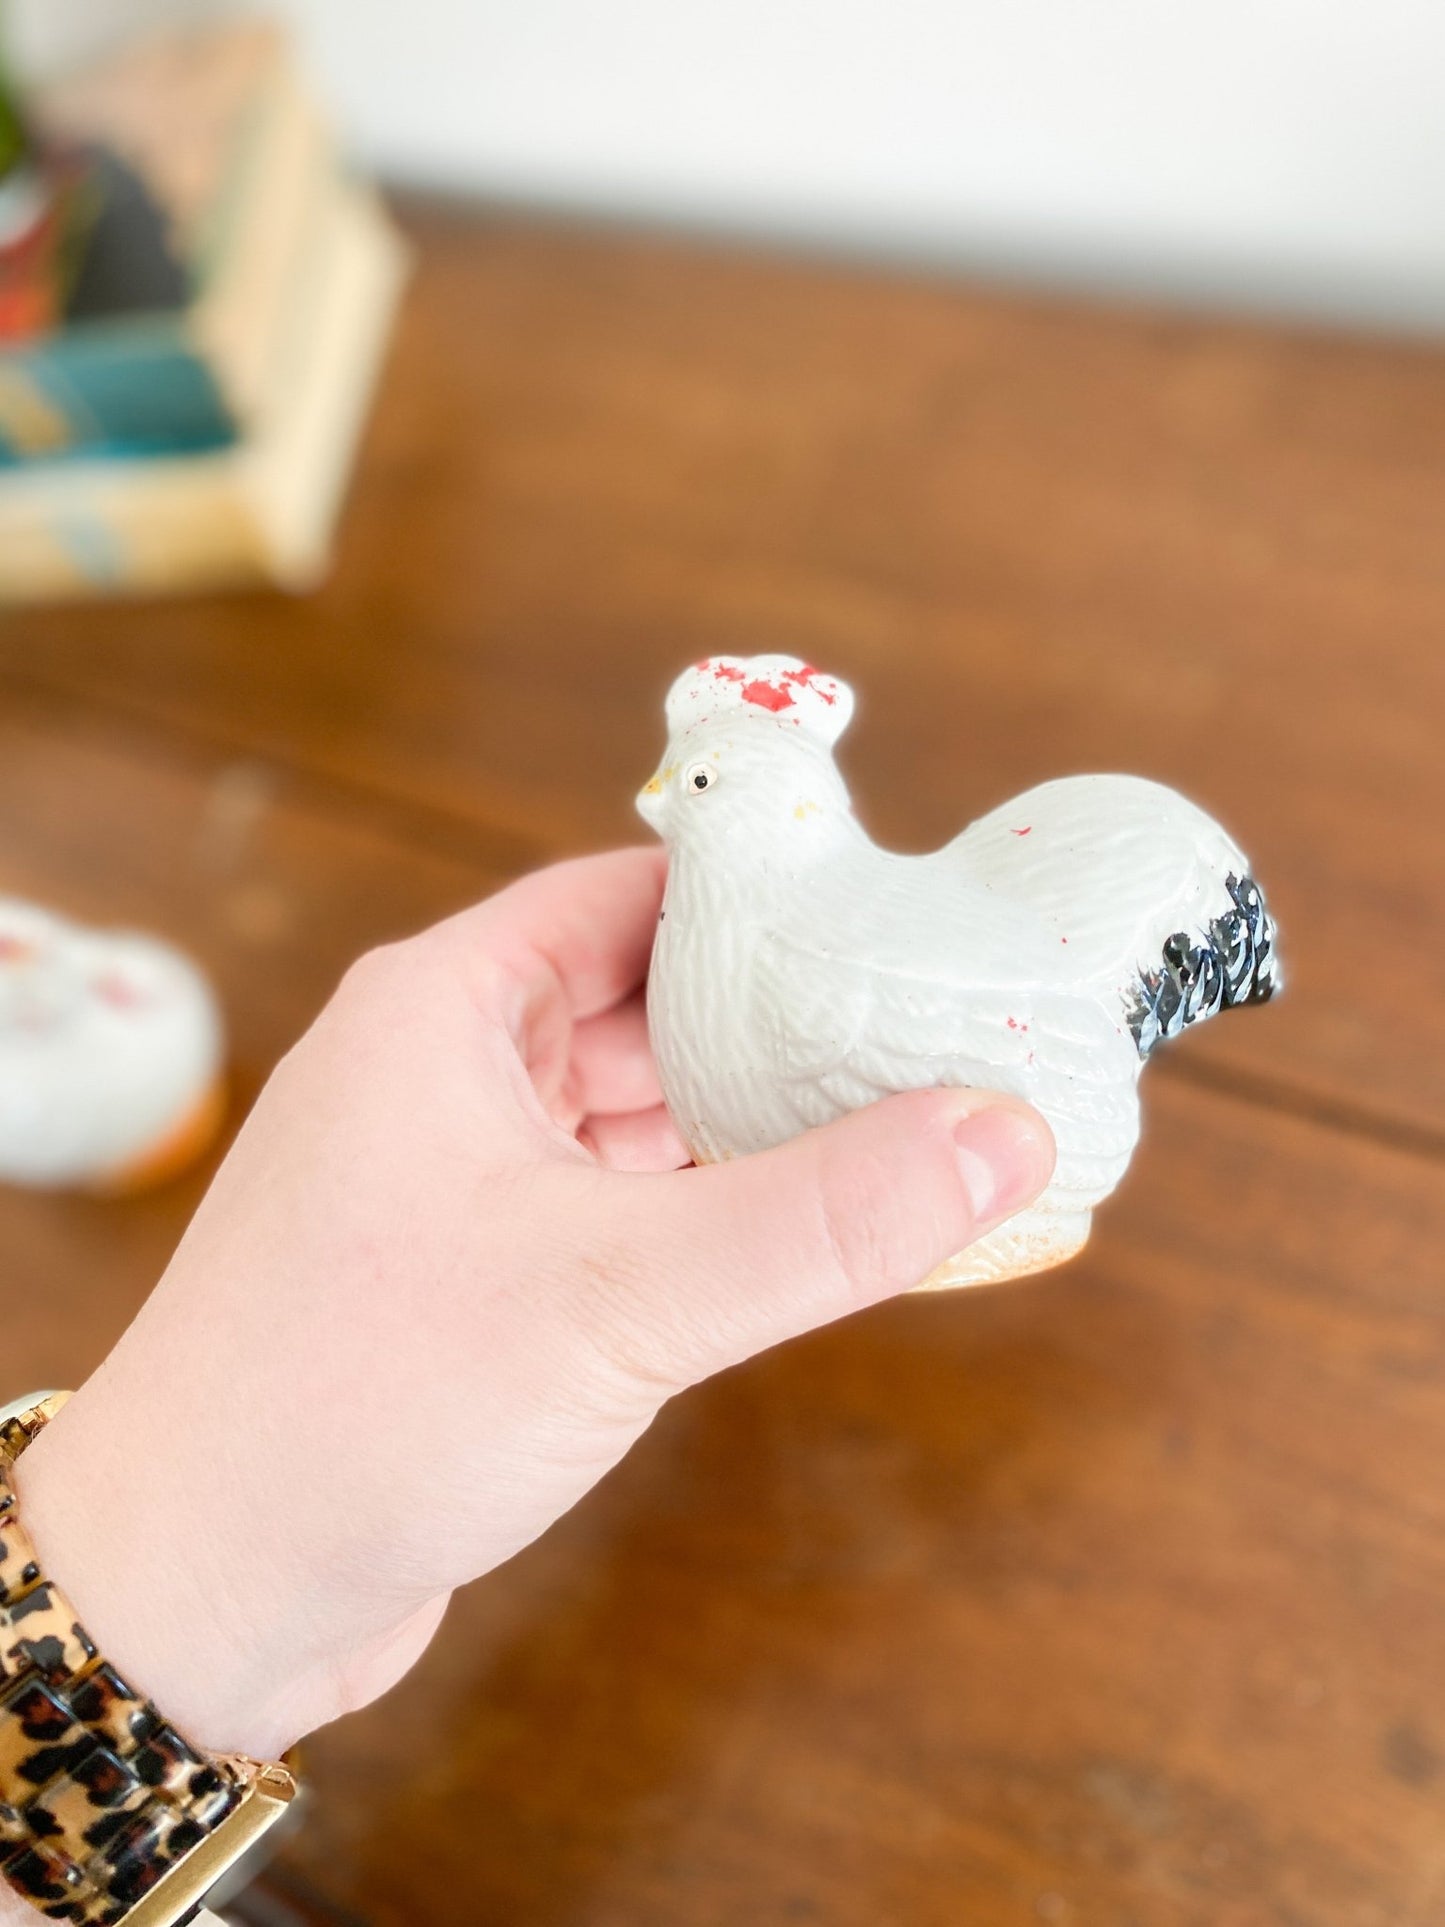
left=0, top=1397, right=257, bottom=1925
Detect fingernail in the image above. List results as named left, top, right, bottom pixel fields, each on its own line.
left=953, top=1105, right=1054, bottom=1227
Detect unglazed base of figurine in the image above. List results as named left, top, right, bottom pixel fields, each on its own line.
left=87, top=1074, right=228, bottom=1196
left=640, top=656, right=1281, bottom=1286
left=918, top=1210, right=1092, bottom=1291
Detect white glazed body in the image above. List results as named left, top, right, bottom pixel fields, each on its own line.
left=639, top=656, right=1278, bottom=1287
left=0, top=898, right=224, bottom=1189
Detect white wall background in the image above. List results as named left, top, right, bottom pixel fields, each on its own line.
left=14, top=0, right=1445, bottom=332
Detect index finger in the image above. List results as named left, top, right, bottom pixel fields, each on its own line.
left=437, top=846, right=667, bottom=1021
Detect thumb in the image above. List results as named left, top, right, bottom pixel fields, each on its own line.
left=608, top=1089, right=1055, bottom=1387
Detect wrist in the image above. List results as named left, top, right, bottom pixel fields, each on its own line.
left=11, top=1371, right=450, bottom=1768
left=13, top=1382, right=321, bottom=1761
left=0, top=1393, right=310, bottom=1927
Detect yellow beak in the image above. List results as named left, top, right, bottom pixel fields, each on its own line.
left=636, top=770, right=666, bottom=828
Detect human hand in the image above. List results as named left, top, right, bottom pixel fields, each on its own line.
left=16, top=850, right=1053, bottom=1765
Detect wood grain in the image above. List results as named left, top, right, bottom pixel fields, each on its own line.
left=2, top=201, right=1443, bottom=1137
left=1, top=205, right=1443, bottom=1926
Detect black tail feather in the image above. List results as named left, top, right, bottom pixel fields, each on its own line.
left=1129, top=872, right=1280, bottom=1059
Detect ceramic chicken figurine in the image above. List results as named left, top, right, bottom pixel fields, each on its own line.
left=638, top=655, right=1280, bottom=1289
left=0, top=897, right=225, bottom=1192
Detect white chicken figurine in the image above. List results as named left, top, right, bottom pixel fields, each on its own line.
left=0, top=897, right=225, bottom=1193
left=638, top=655, right=1280, bottom=1289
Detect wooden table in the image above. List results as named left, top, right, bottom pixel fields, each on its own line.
left=3, top=198, right=1443, bottom=1926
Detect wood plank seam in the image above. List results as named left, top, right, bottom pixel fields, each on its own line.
left=0, top=663, right=548, bottom=877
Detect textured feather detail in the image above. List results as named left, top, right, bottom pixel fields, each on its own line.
left=949, top=774, right=1251, bottom=981
left=753, top=932, right=1141, bottom=1211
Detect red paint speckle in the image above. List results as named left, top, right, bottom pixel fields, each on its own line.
left=1006, top=1017, right=1019, bottom=1030
left=713, top=663, right=745, bottom=682
left=1011, top=825, right=1032, bottom=836
left=0, top=936, right=33, bottom=962
left=93, top=972, right=145, bottom=1010
left=742, top=678, right=795, bottom=712
left=781, top=664, right=837, bottom=704
left=1060, top=936, right=1068, bottom=944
